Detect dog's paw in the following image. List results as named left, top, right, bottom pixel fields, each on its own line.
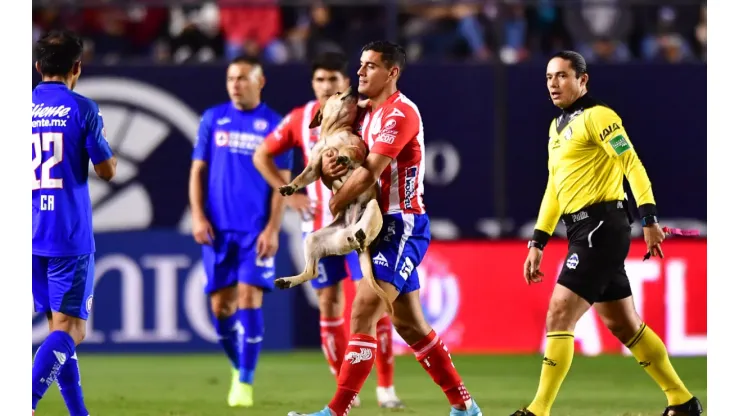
left=336, top=155, right=350, bottom=166
left=279, top=185, right=296, bottom=196
left=354, top=229, right=367, bottom=250
left=275, top=278, right=294, bottom=289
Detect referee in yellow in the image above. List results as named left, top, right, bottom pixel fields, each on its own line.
left=511, top=51, right=703, bottom=416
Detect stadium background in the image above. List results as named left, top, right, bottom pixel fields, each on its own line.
left=31, top=0, right=707, bottom=414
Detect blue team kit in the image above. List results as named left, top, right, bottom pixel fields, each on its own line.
left=192, top=102, right=293, bottom=293
left=32, top=81, right=114, bottom=320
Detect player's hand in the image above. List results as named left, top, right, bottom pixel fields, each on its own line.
left=523, top=247, right=545, bottom=285
left=643, top=223, right=665, bottom=259
left=257, top=228, right=279, bottom=259
left=322, top=150, right=349, bottom=181
left=193, top=215, right=215, bottom=245
left=287, top=193, right=313, bottom=217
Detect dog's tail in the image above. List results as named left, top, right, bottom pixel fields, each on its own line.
left=359, top=250, right=394, bottom=316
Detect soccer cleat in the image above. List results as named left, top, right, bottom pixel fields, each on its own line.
left=662, top=396, right=703, bottom=416
left=450, top=399, right=483, bottom=416
left=510, top=409, right=536, bottom=416
left=377, top=386, right=405, bottom=408
left=227, top=368, right=254, bottom=407
left=287, top=406, right=333, bottom=416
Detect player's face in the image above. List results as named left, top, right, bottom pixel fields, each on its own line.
left=226, top=62, right=264, bottom=109
left=546, top=58, right=587, bottom=109
left=312, top=69, right=349, bottom=106
left=357, top=50, right=398, bottom=98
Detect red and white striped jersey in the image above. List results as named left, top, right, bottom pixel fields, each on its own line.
left=359, top=91, right=426, bottom=215
left=263, top=100, right=336, bottom=233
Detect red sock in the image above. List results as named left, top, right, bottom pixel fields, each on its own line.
left=375, top=314, right=394, bottom=388
left=411, top=330, right=472, bottom=409
left=328, top=333, right=377, bottom=416
left=320, top=316, right=348, bottom=378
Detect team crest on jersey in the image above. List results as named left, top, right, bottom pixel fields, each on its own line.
left=566, top=253, right=579, bottom=269
left=564, top=126, right=573, bottom=140
left=253, top=118, right=268, bottom=131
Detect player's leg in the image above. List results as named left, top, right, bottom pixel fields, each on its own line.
left=594, top=281, right=702, bottom=415
left=312, top=256, right=348, bottom=379
left=348, top=250, right=403, bottom=408
left=32, top=255, right=94, bottom=416
left=231, top=231, right=275, bottom=405
left=203, top=239, right=241, bottom=372
left=392, top=287, right=482, bottom=415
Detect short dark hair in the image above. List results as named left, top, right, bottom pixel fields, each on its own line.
left=361, top=40, right=406, bottom=72
left=34, top=30, right=83, bottom=77
left=311, top=51, right=349, bottom=76
left=230, top=54, right=262, bottom=68
left=551, top=50, right=588, bottom=78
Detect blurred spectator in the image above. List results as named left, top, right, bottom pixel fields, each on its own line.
left=168, top=1, right=222, bottom=63
left=695, top=4, right=706, bottom=61
left=218, top=0, right=288, bottom=64
left=564, top=0, right=634, bottom=63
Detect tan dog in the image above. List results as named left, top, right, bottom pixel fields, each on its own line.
left=275, top=87, right=392, bottom=313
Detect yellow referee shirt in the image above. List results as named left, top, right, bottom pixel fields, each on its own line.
left=534, top=95, right=655, bottom=235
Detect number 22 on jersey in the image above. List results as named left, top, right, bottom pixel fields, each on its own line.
left=32, top=132, right=63, bottom=190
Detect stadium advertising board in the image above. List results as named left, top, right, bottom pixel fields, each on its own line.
left=367, top=239, right=706, bottom=356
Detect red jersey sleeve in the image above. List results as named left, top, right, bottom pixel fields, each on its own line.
left=264, top=108, right=302, bottom=155
left=370, top=105, right=420, bottom=160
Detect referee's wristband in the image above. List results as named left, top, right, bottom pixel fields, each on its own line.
left=641, top=215, right=659, bottom=227
left=530, top=229, right=551, bottom=249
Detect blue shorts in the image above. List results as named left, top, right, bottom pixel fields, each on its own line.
left=32, top=254, right=96, bottom=320
left=371, top=213, right=431, bottom=295
left=202, top=230, right=275, bottom=294
left=303, top=233, right=363, bottom=290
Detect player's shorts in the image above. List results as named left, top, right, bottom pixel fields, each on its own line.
left=202, top=230, right=276, bottom=294
left=32, top=254, right=96, bottom=320
left=557, top=201, right=633, bottom=305
left=302, top=232, right=363, bottom=290
left=370, top=212, right=431, bottom=295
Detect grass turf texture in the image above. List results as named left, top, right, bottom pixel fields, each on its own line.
left=35, top=352, right=707, bottom=416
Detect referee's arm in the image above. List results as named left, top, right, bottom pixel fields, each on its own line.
left=532, top=165, right=561, bottom=249
left=588, top=107, right=658, bottom=219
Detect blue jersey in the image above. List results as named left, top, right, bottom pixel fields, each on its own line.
left=193, top=102, right=293, bottom=232
left=32, top=81, right=114, bottom=257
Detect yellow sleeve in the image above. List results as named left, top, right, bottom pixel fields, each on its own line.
left=587, top=106, right=656, bottom=207
left=533, top=163, right=561, bottom=235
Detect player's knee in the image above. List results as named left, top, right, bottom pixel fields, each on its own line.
left=318, top=286, right=344, bottom=318
left=238, top=283, right=263, bottom=309
left=602, top=313, right=642, bottom=344
left=349, top=289, right=383, bottom=335
left=545, top=300, right=579, bottom=332
left=209, top=290, right=237, bottom=318
left=50, top=313, right=87, bottom=345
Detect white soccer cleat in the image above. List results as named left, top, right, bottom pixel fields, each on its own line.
left=377, top=386, right=405, bottom=408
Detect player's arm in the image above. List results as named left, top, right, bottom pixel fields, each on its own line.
left=85, top=104, right=116, bottom=181
left=329, top=106, right=418, bottom=215
left=189, top=111, right=213, bottom=221
left=253, top=112, right=298, bottom=189
left=531, top=165, right=561, bottom=249
left=587, top=107, right=658, bottom=219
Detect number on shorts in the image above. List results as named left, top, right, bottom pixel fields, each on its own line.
left=32, top=132, right=64, bottom=190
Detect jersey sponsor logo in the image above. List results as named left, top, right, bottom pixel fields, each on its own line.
left=74, top=77, right=201, bottom=232
left=403, top=166, right=418, bottom=209
left=599, top=122, right=621, bottom=141
left=32, top=103, right=72, bottom=119
left=214, top=130, right=264, bottom=154
left=608, top=134, right=631, bottom=156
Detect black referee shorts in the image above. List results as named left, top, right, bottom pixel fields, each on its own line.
left=557, top=204, right=633, bottom=305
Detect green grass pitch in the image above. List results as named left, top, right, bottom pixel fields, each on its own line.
left=35, top=352, right=707, bottom=416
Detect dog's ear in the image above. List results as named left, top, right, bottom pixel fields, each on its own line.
left=309, top=108, right=322, bottom=129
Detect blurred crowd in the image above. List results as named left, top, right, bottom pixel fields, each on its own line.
left=32, top=0, right=707, bottom=65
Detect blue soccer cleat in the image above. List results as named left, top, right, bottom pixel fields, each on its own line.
left=287, top=406, right=333, bottom=416
left=450, top=399, right=483, bottom=416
